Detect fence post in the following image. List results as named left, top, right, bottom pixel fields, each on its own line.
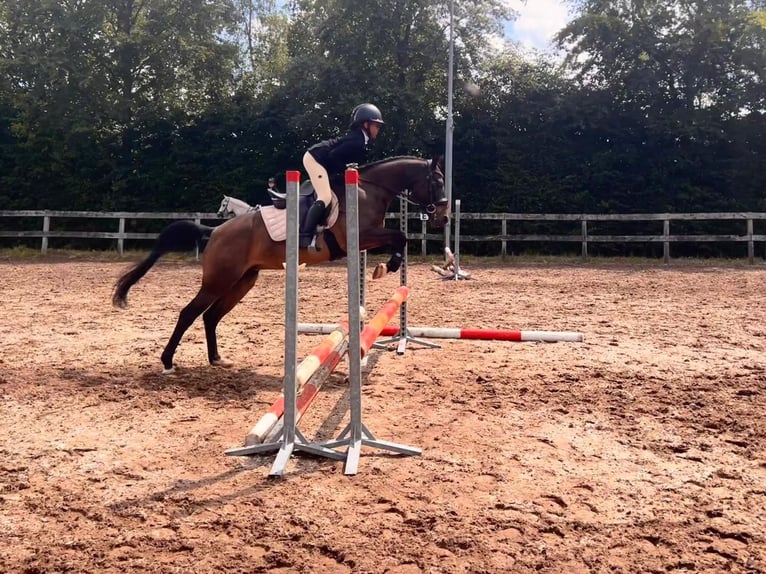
left=118, top=218, right=125, bottom=256
left=195, top=218, right=201, bottom=261
left=41, top=213, right=50, bottom=254
left=2, top=210, right=765, bottom=263
left=501, top=217, right=507, bottom=261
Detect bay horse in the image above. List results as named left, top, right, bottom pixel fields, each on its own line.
left=112, top=155, right=449, bottom=373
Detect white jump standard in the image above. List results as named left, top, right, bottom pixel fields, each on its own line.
left=376, top=198, right=440, bottom=355
left=433, top=198, right=471, bottom=280
left=225, top=168, right=420, bottom=476
left=225, top=170, right=345, bottom=473
left=326, top=168, right=421, bottom=475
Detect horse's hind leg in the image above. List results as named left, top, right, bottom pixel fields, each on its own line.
left=203, top=268, right=260, bottom=367
left=161, top=290, right=218, bottom=374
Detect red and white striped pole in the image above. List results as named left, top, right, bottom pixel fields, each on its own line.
left=375, top=325, right=583, bottom=342
left=245, top=321, right=349, bottom=445
left=263, top=287, right=411, bottom=445
left=298, top=322, right=583, bottom=342
left=263, top=336, right=349, bottom=444
left=359, top=286, right=409, bottom=356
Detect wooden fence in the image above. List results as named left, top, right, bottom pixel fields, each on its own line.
left=1, top=209, right=765, bottom=264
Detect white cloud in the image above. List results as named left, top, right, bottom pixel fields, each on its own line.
left=505, top=0, right=571, bottom=52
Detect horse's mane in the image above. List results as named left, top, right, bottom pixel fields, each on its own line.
left=225, top=195, right=251, bottom=206
left=359, top=155, right=422, bottom=172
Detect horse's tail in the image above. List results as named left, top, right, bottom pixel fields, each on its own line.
left=112, top=220, right=214, bottom=308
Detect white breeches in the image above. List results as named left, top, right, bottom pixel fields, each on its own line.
left=303, top=152, right=332, bottom=205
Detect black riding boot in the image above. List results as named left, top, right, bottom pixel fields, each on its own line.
left=299, top=200, right=327, bottom=249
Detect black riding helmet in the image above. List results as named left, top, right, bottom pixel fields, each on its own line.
left=350, top=103, right=384, bottom=129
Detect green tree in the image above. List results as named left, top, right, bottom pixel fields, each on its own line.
left=557, top=0, right=766, bottom=117
left=548, top=0, right=766, bottom=212
left=261, top=0, right=514, bottom=163
left=232, top=0, right=290, bottom=97
left=0, top=0, right=240, bottom=209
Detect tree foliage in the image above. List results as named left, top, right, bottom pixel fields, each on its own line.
left=0, top=0, right=763, bottom=218
left=557, top=0, right=766, bottom=116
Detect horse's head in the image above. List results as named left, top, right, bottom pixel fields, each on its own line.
left=407, top=156, right=450, bottom=228
left=217, top=195, right=253, bottom=218
left=357, top=155, right=450, bottom=228
left=217, top=196, right=231, bottom=218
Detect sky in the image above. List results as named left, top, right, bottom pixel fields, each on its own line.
left=504, top=0, right=572, bottom=52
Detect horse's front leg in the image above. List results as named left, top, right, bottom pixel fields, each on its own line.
left=360, top=228, right=406, bottom=279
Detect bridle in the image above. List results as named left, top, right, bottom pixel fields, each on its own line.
left=403, top=159, right=446, bottom=215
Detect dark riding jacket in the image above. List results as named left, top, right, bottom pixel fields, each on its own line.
left=308, top=128, right=368, bottom=175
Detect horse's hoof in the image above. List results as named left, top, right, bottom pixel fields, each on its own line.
left=162, top=365, right=176, bottom=375
left=211, top=358, right=234, bottom=368
left=372, top=263, right=387, bottom=279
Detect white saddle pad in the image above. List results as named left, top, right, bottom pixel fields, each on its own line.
left=260, top=192, right=340, bottom=242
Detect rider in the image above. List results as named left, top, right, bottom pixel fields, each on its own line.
left=300, top=103, right=384, bottom=248
left=267, top=176, right=280, bottom=195
left=266, top=176, right=285, bottom=208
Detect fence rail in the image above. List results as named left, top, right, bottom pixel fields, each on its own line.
left=1, top=209, right=765, bottom=264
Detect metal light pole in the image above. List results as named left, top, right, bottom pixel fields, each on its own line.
left=444, top=0, right=454, bottom=257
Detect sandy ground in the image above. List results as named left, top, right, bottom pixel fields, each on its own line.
left=1, top=258, right=765, bottom=574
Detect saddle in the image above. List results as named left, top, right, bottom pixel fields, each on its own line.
left=269, top=178, right=343, bottom=208
left=260, top=181, right=340, bottom=243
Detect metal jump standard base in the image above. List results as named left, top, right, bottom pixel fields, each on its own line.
left=226, top=168, right=420, bottom=476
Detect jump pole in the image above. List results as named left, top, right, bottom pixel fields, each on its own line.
left=299, top=324, right=584, bottom=342
left=377, top=326, right=583, bottom=342
left=264, top=287, right=409, bottom=444
left=225, top=170, right=345, bottom=472
left=244, top=322, right=349, bottom=445
left=263, top=336, right=349, bottom=444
